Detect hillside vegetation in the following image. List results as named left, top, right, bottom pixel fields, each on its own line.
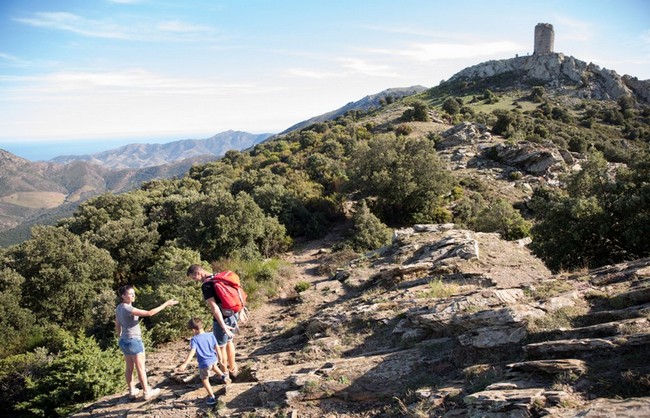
left=0, top=131, right=270, bottom=246
left=0, top=59, right=649, bottom=417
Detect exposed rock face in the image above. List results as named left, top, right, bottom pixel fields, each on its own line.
left=447, top=53, right=638, bottom=102
left=69, top=231, right=650, bottom=418
left=486, top=141, right=565, bottom=176
left=436, top=121, right=491, bottom=150
left=622, top=75, right=650, bottom=103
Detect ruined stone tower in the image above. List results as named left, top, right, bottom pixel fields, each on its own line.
left=534, top=23, right=554, bottom=55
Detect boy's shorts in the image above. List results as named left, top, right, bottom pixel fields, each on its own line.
left=213, top=313, right=239, bottom=346
left=199, top=364, right=216, bottom=379
left=119, top=337, right=145, bottom=355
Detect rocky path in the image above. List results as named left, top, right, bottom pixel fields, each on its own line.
left=73, top=232, right=354, bottom=418
left=71, top=227, right=650, bottom=417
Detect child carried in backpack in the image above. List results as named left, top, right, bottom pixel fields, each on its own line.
left=176, top=317, right=229, bottom=406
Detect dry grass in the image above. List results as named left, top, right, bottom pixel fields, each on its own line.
left=0, top=191, right=66, bottom=208
left=417, top=278, right=460, bottom=299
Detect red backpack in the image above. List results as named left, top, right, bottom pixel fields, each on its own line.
left=210, top=271, right=247, bottom=316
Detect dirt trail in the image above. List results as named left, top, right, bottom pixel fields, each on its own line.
left=73, top=233, right=345, bottom=418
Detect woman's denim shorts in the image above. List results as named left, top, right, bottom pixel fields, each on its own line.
left=119, top=337, right=145, bottom=355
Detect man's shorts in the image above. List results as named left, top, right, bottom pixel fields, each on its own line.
left=213, top=313, right=239, bottom=347
left=119, top=337, right=145, bottom=355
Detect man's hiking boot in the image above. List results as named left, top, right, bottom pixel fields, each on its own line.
left=206, top=396, right=217, bottom=406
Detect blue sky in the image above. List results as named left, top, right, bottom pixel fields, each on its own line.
left=1, top=0, right=649, bottom=160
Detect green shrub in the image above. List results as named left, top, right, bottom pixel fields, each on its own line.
left=442, top=97, right=462, bottom=115
left=137, top=283, right=207, bottom=345
left=294, top=281, right=311, bottom=293
left=15, top=332, right=123, bottom=417
left=473, top=199, right=531, bottom=240
left=0, top=348, right=49, bottom=417
left=530, top=150, right=650, bottom=271
left=215, top=257, right=293, bottom=308
left=394, top=124, right=413, bottom=136
left=345, top=201, right=393, bottom=252
left=402, top=100, right=430, bottom=122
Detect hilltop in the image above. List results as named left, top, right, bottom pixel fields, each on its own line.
left=2, top=23, right=649, bottom=418
left=68, top=47, right=650, bottom=416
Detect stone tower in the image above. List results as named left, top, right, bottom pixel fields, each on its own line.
left=534, top=23, right=554, bottom=55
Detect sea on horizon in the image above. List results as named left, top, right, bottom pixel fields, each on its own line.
left=0, top=135, right=196, bottom=162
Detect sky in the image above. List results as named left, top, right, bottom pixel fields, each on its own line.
left=1, top=0, right=649, bottom=161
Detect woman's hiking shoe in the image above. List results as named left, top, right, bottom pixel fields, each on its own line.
left=128, top=387, right=140, bottom=400
left=143, top=388, right=160, bottom=401
left=206, top=396, right=217, bottom=406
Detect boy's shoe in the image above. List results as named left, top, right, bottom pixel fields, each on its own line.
left=143, top=388, right=160, bottom=401
left=206, top=396, right=217, bottom=406
left=128, top=387, right=140, bottom=400
left=214, top=373, right=230, bottom=384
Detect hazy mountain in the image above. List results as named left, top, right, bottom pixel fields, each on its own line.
left=279, top=86, right=428, bottom=134
left=0, top=149, right=220, bottom=246
left=50, top=130, right=272, bottom=169
left=0, top=129, right=272, bottom=246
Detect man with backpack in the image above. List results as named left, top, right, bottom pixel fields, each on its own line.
left=187, top=264, right=248, bottom=381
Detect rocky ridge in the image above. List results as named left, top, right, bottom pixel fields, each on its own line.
left=447, top=52, right=650, bottom=103
left=71, top=224, right=650, bottom=417
left=49, top=131, right=271, bottom=170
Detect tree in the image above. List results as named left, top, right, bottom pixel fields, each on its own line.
left=348, top=134, right=454, bottom=225
left=345, top=201, right=393, bottom=252
left=178, top=191, right=290, bottom=261
left=473, top=199, right=531, bottom=240
left=0, top=268, right=36, bottom=357
left=402, top=100, right=430, bottom=122
left=147, top=243, right=203, bottom=285
left=6, top=225, right=116, bottom=333
left=62, top=192, right=160, bottom=284
left=442, top=97, right=462, bottom=115
left=530, top=151, right=650, bottom=271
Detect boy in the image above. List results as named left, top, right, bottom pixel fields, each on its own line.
left=177, top=317, right=229, bottom=406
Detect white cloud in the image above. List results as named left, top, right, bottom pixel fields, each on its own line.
left=368, top=41, right=522, bottom=61
left=338, top=58, right=399, bottom=77
left=14, top=12, right=132, bottom=40
left=13, top=12, right=216, bottom=41
left=555, top=16, right=593, bottom=42
left=156, top=20, right=213, bottom=34
left=285, top=68, right=342, bottom=79
left=0, top=52, right=30, bottom=66
left=0, top=69, right=265, bottom=99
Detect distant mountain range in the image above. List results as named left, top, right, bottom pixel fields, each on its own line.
left=0, top=87, right=427, bottom=246
left=50, top=130, right=272, bottom=169
left=0, top=131, right=270, bottom=246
